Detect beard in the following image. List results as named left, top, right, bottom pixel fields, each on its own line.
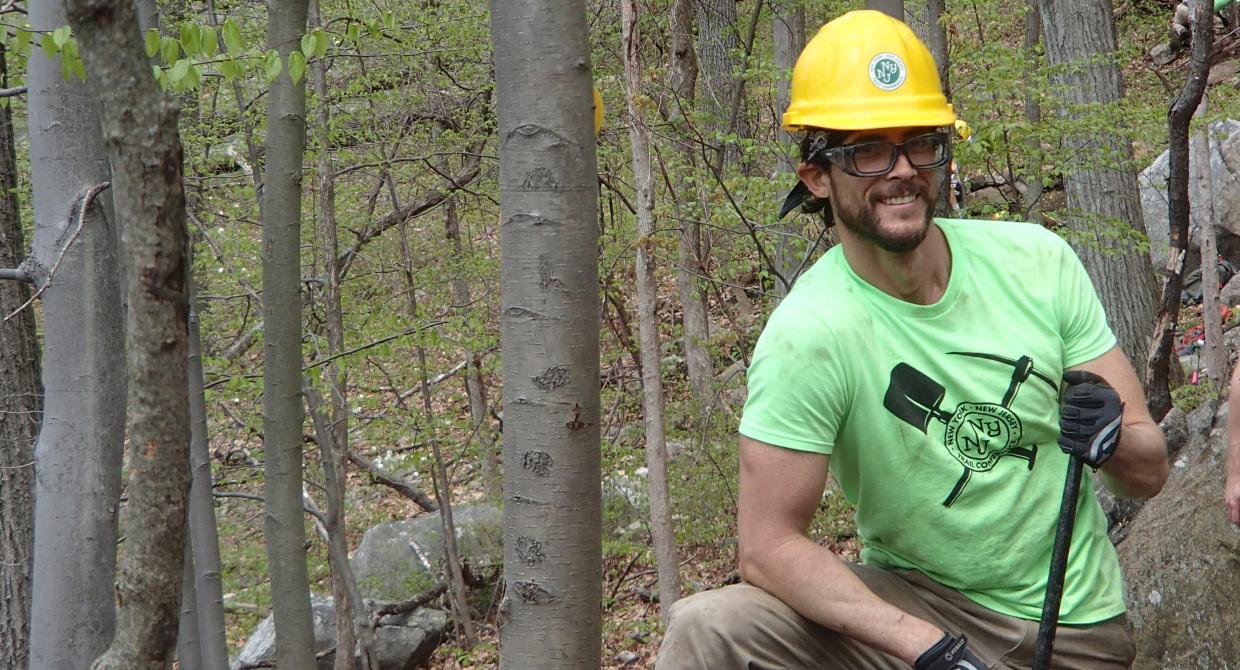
left=832, top=178, right=937, bottom=253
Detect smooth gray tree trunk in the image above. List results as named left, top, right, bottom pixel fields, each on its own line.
left=26, top=2, right=126, bottom=668
left=489, top=0, right=603, bottom=666
left=1036, top=0, right=1158, bottom=376
left=0, top=38, right=40, bottom=670
left=187, top=284, right=230, bottom=670
left=772, top=3, right=805, bottom=300
left=669, top=0, right=713, bottom=410
left=622, top=0, right=681, bottom=619
left=177, top=542, right=203, bottom=670
left=67, top=1, right=192, bottom=667
left=695, top=0, right=740, bottom=164
left=1022, top=0, right=1045, bottom=222
left=261, top=0, right=318, bottom=666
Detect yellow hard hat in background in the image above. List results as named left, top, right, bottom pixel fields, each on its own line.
left=593, top=86, right=604, bottom=135
left=955, top=119, right=972, bottom=141
left=782, top=10, right=955, bottom=132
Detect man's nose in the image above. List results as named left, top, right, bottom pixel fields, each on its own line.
left=886, top=148, right=917, bottom=178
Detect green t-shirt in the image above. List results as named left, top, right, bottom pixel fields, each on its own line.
left=739, top=218, right=1124, bottom=624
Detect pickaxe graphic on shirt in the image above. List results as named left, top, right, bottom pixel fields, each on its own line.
left=882, top=353, right=1058, bottom=507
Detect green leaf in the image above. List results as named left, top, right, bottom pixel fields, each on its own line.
left=201, top=28, right=219, bottom=58
left=70, top=54, right=85, bottom=81
left=314, top=28, right=328, bottom=58
left=345, top=22, right=360, bottom=44
left=145, top=28, right=161, bottom=58
left=263, top=49, right=282, bottom=83
left=187, top=63, right=202, bottom=89
left=40, top=34, right=57, bottom=61
left=222, top=18, right=243, bottom=54
left=219, top=58, right=238, bottom=82
left=301, top=32, right=316, bottom=59
left=179, top=23, right=198, bottom=57
left=161, top=36, right=179, bottom=65
left=52, top=26, right=71, bottom=49
left=170, top=58, right=190, bottom=84
left=383, top=11, right=396, bottom=31
left=288, top=50, right=306, bottom=84
left=14, top=29, right=31, bottom=58
left=151, top=63, right=163, bottom=82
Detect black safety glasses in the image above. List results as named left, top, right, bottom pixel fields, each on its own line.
left=812, top=132, right=950, bottom=177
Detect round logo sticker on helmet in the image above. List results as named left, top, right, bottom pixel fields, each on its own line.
left=869, top=52, right=907, bottom=91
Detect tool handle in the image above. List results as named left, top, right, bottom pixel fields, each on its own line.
left=1032, top=456, right=1085, bottom=670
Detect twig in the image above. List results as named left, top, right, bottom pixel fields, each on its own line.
left=0, top=268, right=30, bottom=282
left=0, top=86, right=24, bottom=97
left=348, top=449, right=438, bottom=512
left=369, top=580, right=448, bottom=625
left=5, top=182, right=110, bottom=322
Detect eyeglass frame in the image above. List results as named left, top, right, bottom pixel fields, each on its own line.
left=805, top=130, right=952, bottom=178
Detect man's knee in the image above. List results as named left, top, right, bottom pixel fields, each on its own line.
left=658, top=585, right=799, bottom=670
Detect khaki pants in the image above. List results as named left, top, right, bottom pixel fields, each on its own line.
left=655, top=564, right=1135, bottom=670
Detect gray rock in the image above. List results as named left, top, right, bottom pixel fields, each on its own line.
left=231, top=595, right=449, bottom=670
left=1159, top=406, right=1189, bottom=461
left=1187, top=398, right=1218, bottom=439
left=352, top=504, right=502, bottom=601
left=1140, top=119, right=1240, bottom=273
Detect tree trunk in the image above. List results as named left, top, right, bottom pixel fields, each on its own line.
left=261, top=0, right=318, bottom=665
left=489, top=0, right=603, bottom=666
left=66, top=1, right=191, bottom=668
left=26, top=2, right=126, bottom=668
left=695, top=0, right=741, bottom=158
left=869, top=0, right=906, bottom=18
left=446, top=197, right=501, bottom=502
left=1192, top=95, right=1224, bottom=389
left=187, top=283, right=230, bottom=670
left=669, top=0, right=713, bottom=410
left=1022, top=0, right=1045, bottom=222
left=1145, top=0, right=1211, bottom=420
left=0, top=37, right=41, bottom=670
left=772, top=4, right=805, bottom=300
left=622, top=0, right=682, bottom=619
left=176, top=542, right=202, bottom=670
left=309, top=2, right=362, bottom=666
left=1036, top=0, right=1158, bottom=377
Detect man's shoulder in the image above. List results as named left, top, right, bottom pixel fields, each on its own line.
left=938, top=217, right=1071, bottom=262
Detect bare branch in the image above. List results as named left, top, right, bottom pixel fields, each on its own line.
left=4, top=182, right=110, bottom=321
left=0, top=268, right=30, bottom=282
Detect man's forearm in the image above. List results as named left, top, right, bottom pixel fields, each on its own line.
left=741, top=536, right=942, bottom=665
left=1099, top=421, right=1168, bottom=499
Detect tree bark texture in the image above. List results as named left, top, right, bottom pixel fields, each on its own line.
left=489, top=0, right=603, bottom=666
left=1022, top=0, right=1045, bottom=222
left=1036, top=0, right=1158, bottom=378
left=176, top=541, right=203, bottom=670
left=669, top=0, right=713, bottom=410
left=261, top=0, right=318, bottom=665
left=1192, top=96, right=1224, bottom=388
left=0, top=37, right=40, bottom=670
left=694, top=0, right=741, bottom=168
left=772, top=4, right=805, bottom=300
left=187, top=284, right=230, bottom=670
left=0, top=39, right=39, bottom=670
left=26, top=2, right=126, bottom=668
left=1145, top=0, right=1212, bottom=420
left=66, top=1, right=192, bottom=668
left=622, top=0, right=682, bottom=618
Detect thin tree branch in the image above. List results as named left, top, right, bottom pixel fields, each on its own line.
left=4, top=181, right=109, bottom=322
left=0, top=86, right=24, bottom=97
left=348, top=451, right=438, bottom=513
left=0, top=267, right=30, bottom=282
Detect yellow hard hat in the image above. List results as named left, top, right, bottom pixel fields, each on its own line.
left=782, top=10, right=955, bottom=132
left=955, top=119, right=972, bottom=141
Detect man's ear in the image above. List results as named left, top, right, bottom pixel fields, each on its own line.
left=795, top=162, right=832, bottom=199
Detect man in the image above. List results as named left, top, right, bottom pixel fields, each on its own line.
left=655, top=11, right=1168, bottom=670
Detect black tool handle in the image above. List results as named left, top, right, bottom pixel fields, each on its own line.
left=1032, top=455, right=1085, bottom=670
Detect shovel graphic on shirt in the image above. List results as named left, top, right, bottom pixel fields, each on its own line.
left=883, top=354, right=1055, bottom=507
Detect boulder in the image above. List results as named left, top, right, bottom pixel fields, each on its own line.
left=1139, top=119, right=1240, bottom=273
left=231, top=595, right=449, bottom=670
left=1118, top=402, right=1240, bottom=669
left=351, top=504, right=502, bottom=602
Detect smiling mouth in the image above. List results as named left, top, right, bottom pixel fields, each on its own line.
left=879, top=194, right=918, bottom=206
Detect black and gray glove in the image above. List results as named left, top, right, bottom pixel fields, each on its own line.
left=1058, top=370, right=1123, bottom=468
left=913, top=633, right=989, bottom=670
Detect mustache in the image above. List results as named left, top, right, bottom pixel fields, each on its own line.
left=871, top=179, right=926, bottom=200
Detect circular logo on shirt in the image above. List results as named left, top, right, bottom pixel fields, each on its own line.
left=943, top=402, right=1023, bottom=471
left=869, top=53, right=907, bottom=91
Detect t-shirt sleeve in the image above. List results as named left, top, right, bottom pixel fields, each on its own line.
left=738, top=306, right=847, bottom=454
left=1056, top=236, right=1117, bottom=367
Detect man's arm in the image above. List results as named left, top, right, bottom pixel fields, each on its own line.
left=737, top=436, right=944, bottom=665
left=1066, top=345, right=1168, bottom=499
left=1226, top=364, right=1240, bottom=526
